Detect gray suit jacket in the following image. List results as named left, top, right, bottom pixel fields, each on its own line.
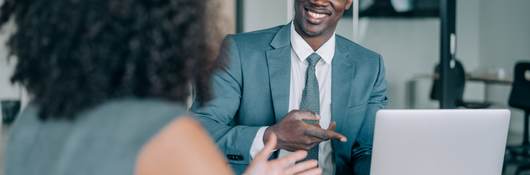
left=191, top=23, right=388, bottom=175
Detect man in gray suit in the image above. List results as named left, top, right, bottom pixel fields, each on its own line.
left=191, top=0, right=388, bottom=174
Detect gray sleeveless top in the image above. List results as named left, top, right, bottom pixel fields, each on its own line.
left=5, top=99, right=187, bottom=175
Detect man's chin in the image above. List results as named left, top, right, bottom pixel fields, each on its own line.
left=294, top=20, right=326, bottom=37
left=301, top=28, right=324, bottom=37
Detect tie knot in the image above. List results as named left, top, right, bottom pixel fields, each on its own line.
left=307, top=53, right=321, bottom=66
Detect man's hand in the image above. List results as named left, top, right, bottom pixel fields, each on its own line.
left=263, top=110, right=347, bottom=152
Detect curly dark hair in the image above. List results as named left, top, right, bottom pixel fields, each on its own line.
left=0, top=0, right=221, bottom=119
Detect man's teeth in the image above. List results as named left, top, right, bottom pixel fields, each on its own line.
left=308, top=11, right=326, bottom=19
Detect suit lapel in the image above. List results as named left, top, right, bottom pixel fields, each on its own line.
left=330, top=40, right=356, bottom=168
left=331, top=42, right=354, bottom=123
left=267, top=24, right=292, bottom=122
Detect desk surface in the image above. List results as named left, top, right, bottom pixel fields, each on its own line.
left=466, top=74, right=512, bottom=85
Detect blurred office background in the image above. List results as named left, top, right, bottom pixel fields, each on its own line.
left=0, top=0, right=529, bottom=174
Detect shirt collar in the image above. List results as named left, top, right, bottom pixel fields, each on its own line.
left=290, top=23, right=335, bottom=64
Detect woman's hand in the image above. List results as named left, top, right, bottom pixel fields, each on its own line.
left=244, top=133, right=322, bottom=175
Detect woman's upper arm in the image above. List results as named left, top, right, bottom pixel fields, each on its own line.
left=135, top=116, right=234, bottom=175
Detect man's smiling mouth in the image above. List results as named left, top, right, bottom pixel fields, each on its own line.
left=304, top=8, right=331, bottom=24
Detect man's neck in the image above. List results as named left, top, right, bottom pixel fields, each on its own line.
left=294, top=25, right=335, bottom=51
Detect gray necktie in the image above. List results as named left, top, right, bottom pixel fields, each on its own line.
left=299, top=53, right=321, bottom=161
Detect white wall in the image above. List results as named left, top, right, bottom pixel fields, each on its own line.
left=243, top=0, right=289, bottom=32
left=479, top=0, right=530, bottom=73
left=478, top=0, right=530, bottom=106
left=477, top=0, right=530, bottom=144
left=0, top=23, right=17, bottom=100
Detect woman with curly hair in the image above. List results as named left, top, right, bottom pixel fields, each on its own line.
left=0, top=0, right=321, bottom=174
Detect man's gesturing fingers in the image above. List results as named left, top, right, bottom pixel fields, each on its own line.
left=304, top=127, right=347, bottom=142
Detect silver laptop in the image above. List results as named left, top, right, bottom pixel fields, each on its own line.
left=370, top=109, right=510, bottom=175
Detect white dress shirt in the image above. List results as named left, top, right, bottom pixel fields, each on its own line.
left=250, top=23, right=336, bottom=175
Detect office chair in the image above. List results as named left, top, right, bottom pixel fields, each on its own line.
left=502, top=62, right=530, bottom=175
left=430, top=59, right=492, bottom=109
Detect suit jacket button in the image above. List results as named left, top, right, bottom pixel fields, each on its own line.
left=235, top=155, right=243, bottom=161
left=227, top=154, right=236, bottom=160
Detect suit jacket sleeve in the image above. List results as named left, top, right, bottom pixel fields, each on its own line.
left=190, top=35, right=261, bottom=164
left=352, top=55, right=389, bottom=175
